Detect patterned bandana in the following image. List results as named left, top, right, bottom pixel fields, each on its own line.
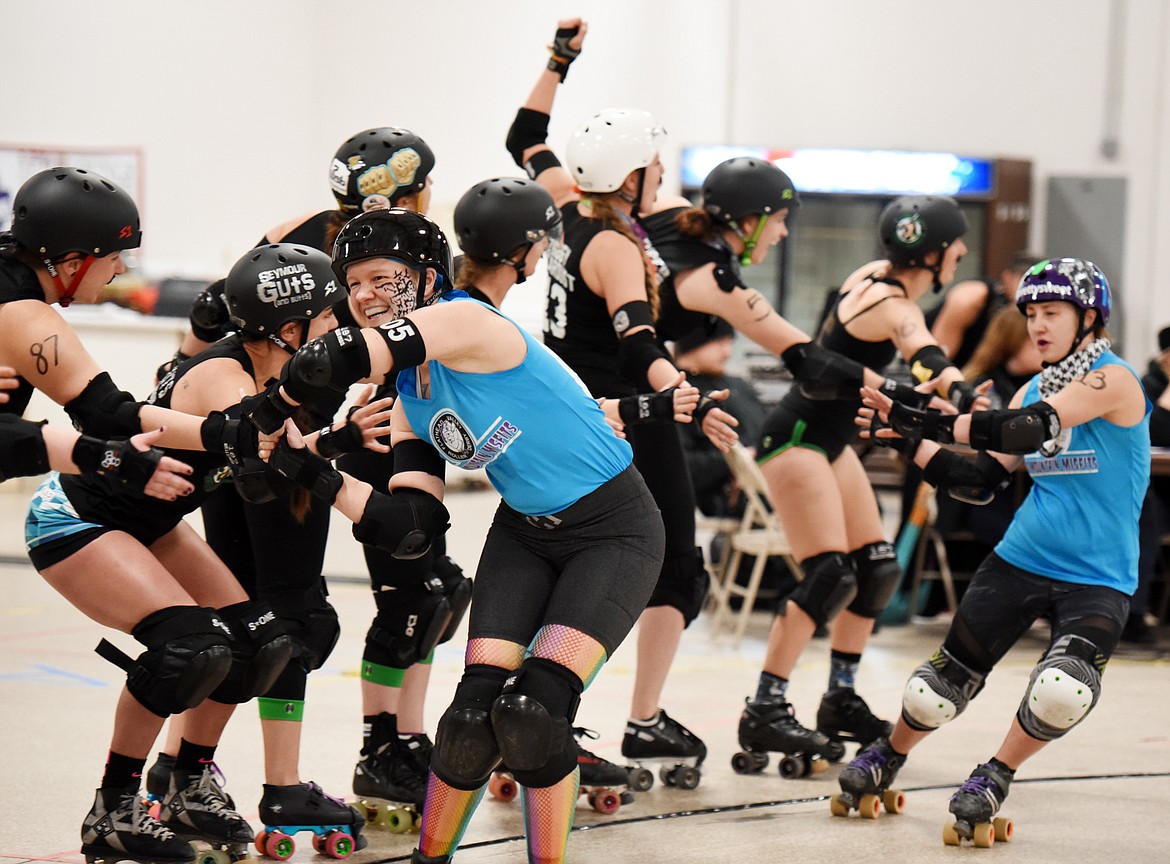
left=1038, top=337, right=1110, bottom=399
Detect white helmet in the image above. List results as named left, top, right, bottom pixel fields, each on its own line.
left=566, top=108, right=666, bottom=193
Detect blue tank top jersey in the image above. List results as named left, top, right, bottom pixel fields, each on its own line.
left=395, top=297, right=633, bottom=516
left=995, top=350, right=1151, bottom=595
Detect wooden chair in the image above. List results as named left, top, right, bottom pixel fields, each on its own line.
left=707, top=443, right=802, bottom=646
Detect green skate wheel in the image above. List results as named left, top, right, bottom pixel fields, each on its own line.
left=385, top=808, right=413, bottom=834
left=323, top=830, right=355, bottom=859
left=264, top=830, right=295, bottom=861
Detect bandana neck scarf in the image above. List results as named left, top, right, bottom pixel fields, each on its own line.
left=1038, top=337, right=1110, bottom=399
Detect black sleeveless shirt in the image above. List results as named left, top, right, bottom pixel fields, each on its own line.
left=0, top=246, right=46, bottom=417
left=59, top=337, right=254, bottom=540
left=643, top=206, right=729, bottom=346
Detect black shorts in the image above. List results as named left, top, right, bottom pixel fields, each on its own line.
left=759, top=397, right=858, bottom=463
left=469, top=465, right=664, bottom=657
left=946, top=551, right=1130, bottom=671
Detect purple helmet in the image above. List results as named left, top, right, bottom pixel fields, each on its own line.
left=1015, top=258, right=1111, bottom=326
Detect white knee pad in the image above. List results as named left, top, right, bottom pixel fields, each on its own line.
left=1018, top=635, right=1101, bottom=741
left=901, top=648, right=985, bottom=731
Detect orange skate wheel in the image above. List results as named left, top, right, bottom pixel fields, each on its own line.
left=829, top=794, right=850, bottom=817
left=254, top=830, right=269, bottom=858
left=973, top=821, right=995, bottom=848
left=589, top=788, right=621, bottom=815
left=489, top=772, right=517, bottom=802
left=881, top=789, right=905, bottom=814
left=993, top=816, right=1013, bottom=841
left=858, top=794, right=880, bottom=819
left=942, top=823, right=961, bottom=846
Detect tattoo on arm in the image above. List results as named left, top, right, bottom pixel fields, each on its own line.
left=745, top=291, right=771, bottom=322
left=29, top=334, right=59, bottom=376
left=897, top=317, right=918, bottom=339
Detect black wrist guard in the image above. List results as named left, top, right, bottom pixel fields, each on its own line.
left=694, top=393, right=720, bottom=427
left=782, top=342, right=865, bottom=401
left=72, top=436, right=163, bottom=493
left=887, top=402, right=957, bottom=446
left=200, top=411, right=261, bottom=461
left=315, top=413, right=367, bottom=460
left=240, top=386, right=299, bottom=436
left=269, top=439, right=344, bottom=504
left=967, top=401, right=1060, bottom=454
left=948, top=380, right=979, bottom=413
left=0, top=416, right=50, bottom=481
left=547, top=26, right=581, bottom=80
left=64, top=372, right=144, bottom=438
left=617, top=389, right=677, bottom=425
left=879, top=377, right=932, bottom=410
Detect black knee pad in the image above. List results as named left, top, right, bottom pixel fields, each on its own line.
left=432, top=664, right=510, bottom=789
left=787, top=551, right=858, bottom=627
left=433, top=555, right=473, bottom=644
left=490, top=658, right=582, bottom=788
left=846, top=541, right=901, bottom=619
left=97, top=606, right=234, bottom=717
left=647, top=548, right=709, bottom=626
left=268, top=588, right=340, bottom=672
left=209, top=600, right=296, bottom=704
left=364, top=571, right=453, bottom=670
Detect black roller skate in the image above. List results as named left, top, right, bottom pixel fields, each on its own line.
left=816, top=687, right=894, bottom=753
left=409, top=852, right=449, bottom=864
left=257, top=781, right=368, bottom=859
left=158, top=764, right=252, bottom=863
left=943, top=761, right=1014, bottom=847
left=831, top=737, right=906, bottom=819
left=352, top=713, right=426, bottom=833
left=574, top=728, right=635, bottom=813
left=732, top=699, right=845, bottom=779
left=620, top=709, right=706, bottom=790
left=81, top=786, right=195, bottom=864
left=144, top=753, right=176, bottom=818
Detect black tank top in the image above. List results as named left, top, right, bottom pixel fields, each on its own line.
left=60, top=337, right=254, bottom=538
left=643, top=207, right=728, bottom=345
left=0, top=246, right=46, bottom=417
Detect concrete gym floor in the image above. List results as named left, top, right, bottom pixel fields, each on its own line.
left=0, top=479, right=1166, bottom=864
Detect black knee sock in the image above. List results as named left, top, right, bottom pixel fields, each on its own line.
left=174, top=738, right=217, bottom=781
left=101, top=751, right=147, bottom=791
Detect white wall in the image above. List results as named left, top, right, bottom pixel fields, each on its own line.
left=3, top=0, right=1168, bottom=357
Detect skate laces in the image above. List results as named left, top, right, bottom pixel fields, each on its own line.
left=850, top=741, right=893, bottom=781
left=190, top=765, right=243, bottom=817
left=572, top=727, right=607, bottom=763
left=116, top=792, right=177, bottom=840
left=954, top=766, right=1003, bottom=809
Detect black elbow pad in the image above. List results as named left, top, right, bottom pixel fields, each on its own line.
left=782, top=342, right=865, bottom=400
left=908, top=344, right=952, bottom=386
left=923, top=449, right=1011, bottom=505
left=616, top=328, right=669, bottom=391
left=64, top=372, right=144, bottom=438
left=353, top=488, right=451, bottom=560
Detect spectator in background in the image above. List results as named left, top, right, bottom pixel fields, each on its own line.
left=671, top=319, right=766, bottom=518
left=927, top=251, right=1041, bottom=368
left=1131, top=325, right=1170, bottom=644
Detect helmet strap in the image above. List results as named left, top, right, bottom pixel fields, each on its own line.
left=730, top=216, right=768, bottom=267
left=47, top=255, right=96, bottom=308
left=508, top=245, right=532, bottom=286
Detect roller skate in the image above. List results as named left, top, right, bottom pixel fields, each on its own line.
left=158, top=764, right=253, bottom=863
left=574, top=728, right=635, bottom=814
left=943, top=761, right=1014, bottom=847
left=351, top=713, right=425, bottom=833
left=144, top=753, right=176, bottom=818
left=732, top=699, right=844, bottom=779
left=620, top=708, right=706, bottom=790
left=816, top=687, right=894, bottom=753
left=257, top=781, right=368, bottom=859
left=830, top=737, right=906, bottom=819
left=81, top=786, right=195, bottom=864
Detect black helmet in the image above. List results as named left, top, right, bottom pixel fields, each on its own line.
left=329, top=127, right=435, bottom=213
left=224, top=243, right=343, bottom=350
left=11, top=167, right=141, bottom=261
left=454, top=178, right=562, bottom=282
left=332, top=208, right=453, bottom=311
left=878, top=195, right=967, bottom=269
left=701, top=157, right=799, bottom=225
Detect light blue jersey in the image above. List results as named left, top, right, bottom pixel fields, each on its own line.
left=995, top=350, right=1151, bottom=594
left=396, top=298, right=632, bottom=516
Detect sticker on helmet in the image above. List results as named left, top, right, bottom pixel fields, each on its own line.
left=895, top=214, right=924, bottom=247
left=329, top=158, right=350, bottom=196
left=256, top=263, right=322, bottom=308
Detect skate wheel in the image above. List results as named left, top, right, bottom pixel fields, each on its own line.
left=588, top=788, right=621, bottom=815
left=312, top=834, right=325, bottom=854
left=778, top=755, right=807, bottom=780
left=810, top=757, right=829, bottom=775
left=254, top=831, right=268, bottom=858
left=993, top=816, right=1013, bottom=842
left=858, top=794, right=881, bottom=820
left=385, top=808, right=413, bottom=834
left=619, top=791, right=635, bottom=806
left=943, top=823, right=961, bottom=846
left=882, top=789, right=905, bottom=815
left=730, top=751, right=755, bottom=775
left=264, top=831, right=295, bottom=861
left=973, top=821, right=995, bottom=848
left=829, top=793, right=850, bottom=818
left=489, top=772, right=518, bottom=802
left=659, top=765, right=677, bottom=787
left=357, top=801, right=379, bottom=824
left=196, top=851, right=229, bottom=864
left=627, top=767, right=654, bottom=792
left=676, top=766, right=701, bottom=790
left=323, top=831, right=355, bottom=859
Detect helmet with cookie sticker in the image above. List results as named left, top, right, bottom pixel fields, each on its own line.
left=224, top=243, right=343, bottom=350
left=329, top=127, right=435, bottom=213
left=878, top=195, right=967, bottom=269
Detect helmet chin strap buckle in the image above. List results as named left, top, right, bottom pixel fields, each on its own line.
left=49, top=254, right=96, bottom=307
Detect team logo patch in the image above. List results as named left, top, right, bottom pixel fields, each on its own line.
left=612, top=309, right=631, bottom=334
left=431, top=411, right=475, bottom=462
left=894, top=213, right=924, bottom=247
left=329, top=158, right=350, bottom=195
